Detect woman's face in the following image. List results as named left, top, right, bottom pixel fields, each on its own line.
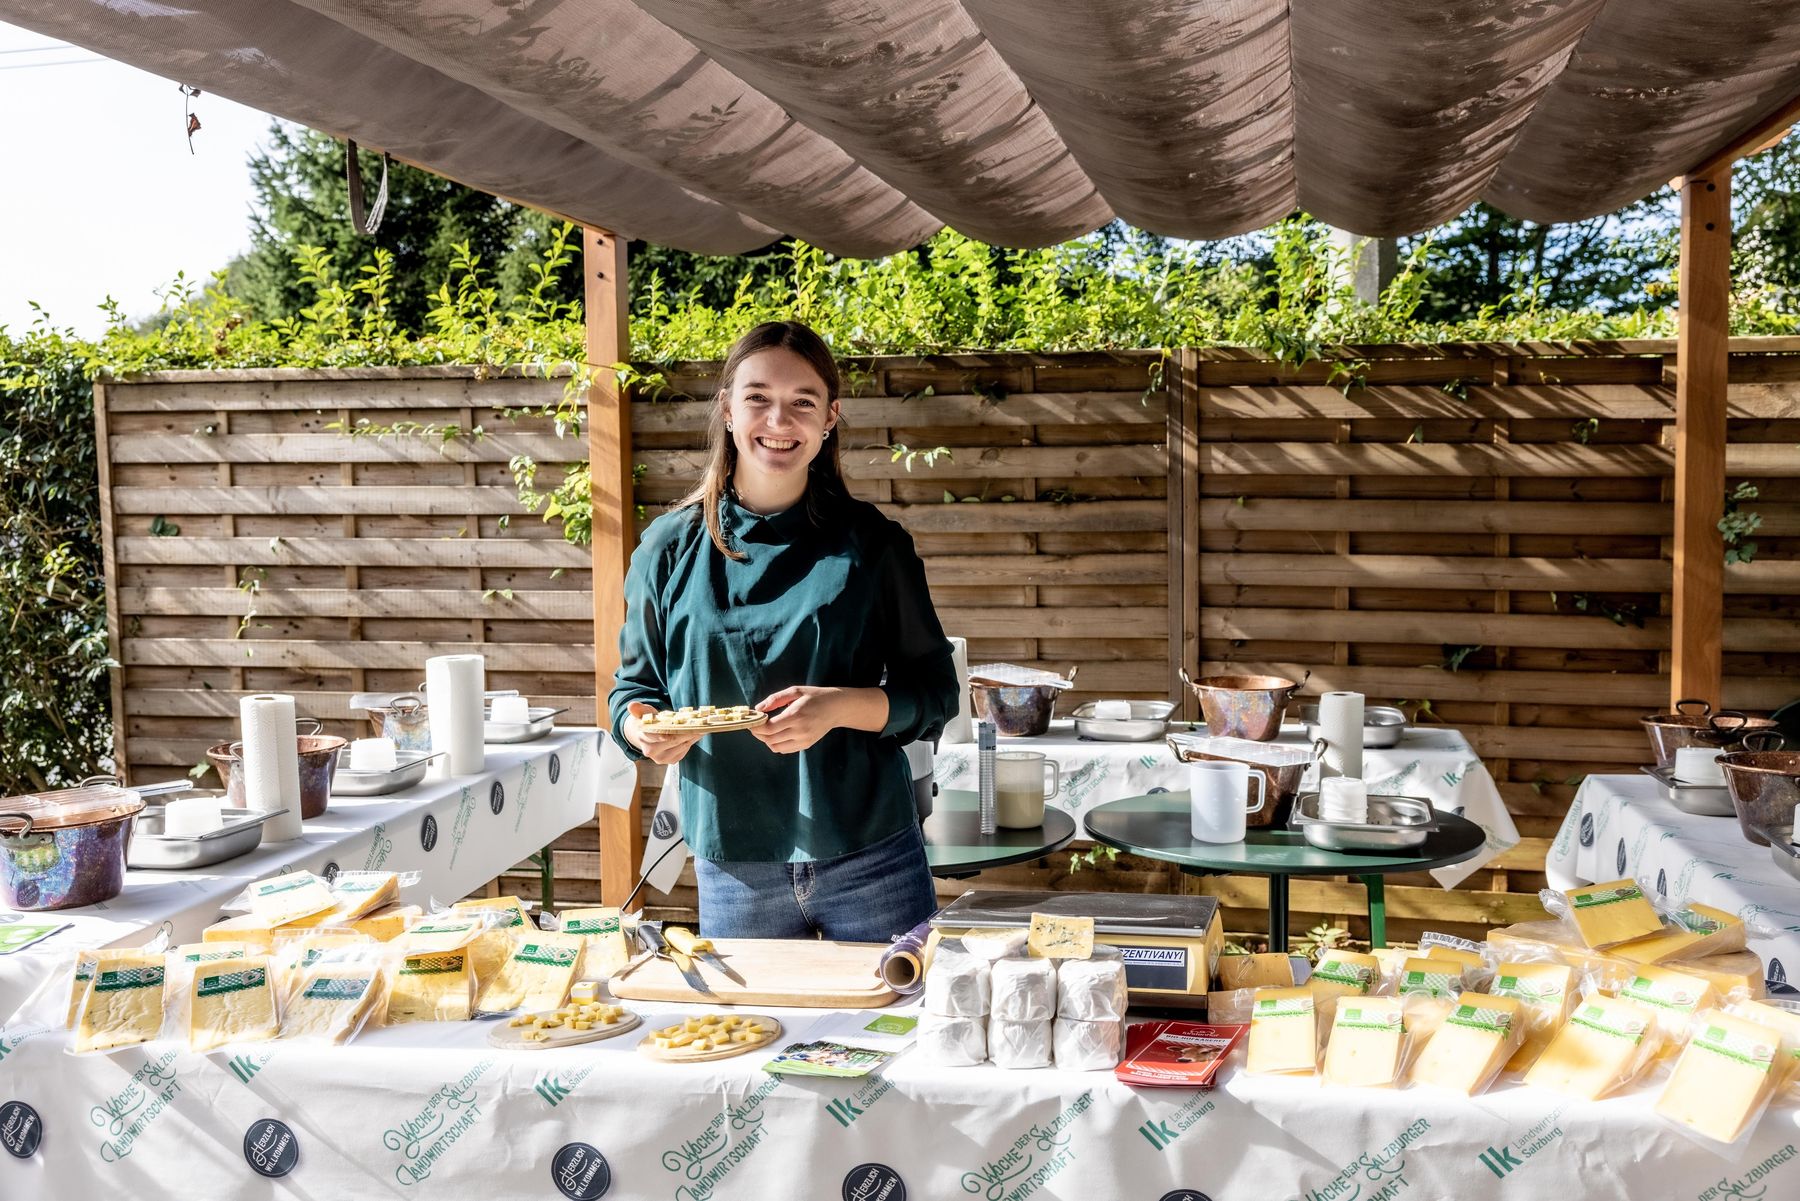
left=724, top=347, right=838, bottom=483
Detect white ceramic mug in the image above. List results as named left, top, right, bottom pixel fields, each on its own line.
left=995, top=750, right=1060, bottom=829
left=1189, top=760, right=1266, bottom=843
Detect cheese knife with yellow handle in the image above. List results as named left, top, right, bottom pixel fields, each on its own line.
left=664, top=925, right=747, bottom=987
left=635, top=921, right=712, bottom=995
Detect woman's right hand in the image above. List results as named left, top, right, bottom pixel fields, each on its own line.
left=623, top=701, right=709, bottom=765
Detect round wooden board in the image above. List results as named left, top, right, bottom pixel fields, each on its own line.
left=487, top=1008, right=642, bottom=1051
left=639, top=709, right=768, bottom=735
left=636, top=1015, right=783, bottom=1063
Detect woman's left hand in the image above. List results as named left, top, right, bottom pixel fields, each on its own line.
left=749, top=686, right=843, bottom=755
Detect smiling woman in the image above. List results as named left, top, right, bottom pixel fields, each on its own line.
left=608, top=321, right=958, bottom=941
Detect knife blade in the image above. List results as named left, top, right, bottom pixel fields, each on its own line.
left=665, top=926, right=746, bottom=986
left=638, top=921, right=713, bottom=995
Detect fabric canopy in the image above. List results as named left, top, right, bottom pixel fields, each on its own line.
left=9, top=0, right=1799, bottom=254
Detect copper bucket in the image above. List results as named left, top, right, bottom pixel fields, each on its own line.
left=1719, top=732, right=1800, bottom=848
left=1641, top=699, right=1778, bottom=768
left=1180, top=669, right=1309, bottom=742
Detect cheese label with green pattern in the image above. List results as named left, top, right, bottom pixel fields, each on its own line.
left=1313, top=958, right=1375, bottom=992
left=1569, top=1004, right=1647, bottom=1042
left=197, top=968, right=268, bottom=998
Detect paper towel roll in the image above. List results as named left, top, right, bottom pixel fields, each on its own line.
left=426, top=654, right=486, bottom=777
left=942, top=636, right=975, bottom=744
left=1318, top=691, right=1365, bottom=780
left=240, top=694, right=303, bottom=842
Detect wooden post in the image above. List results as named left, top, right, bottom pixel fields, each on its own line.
left=1671, top=169, right=1731, bottom=709
left=585, top=228, right=641, bottom=907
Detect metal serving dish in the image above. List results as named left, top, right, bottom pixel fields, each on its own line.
left=484, top=705, right=569, bottom=744
left=1638, top=763, right=1736, bottom=818
left=1640, top=699, right=1779, bottom=768
left=1289, top=793, right=1438, bottom=852
left=330, top=749, right=444, bottom=797
left=1071, top=700, right=1176, bottom=742
left=1766, top=824, right=1800, bottom=883
left=1297, top=704, right=1409, bottom=749
left=127, top=804, right=288, bottom=870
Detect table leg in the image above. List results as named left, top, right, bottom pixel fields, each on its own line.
left=1362, top=875, right=1386, bottom=948
left=1268, top=876, right=1288, bottom=953
left=539, top=844, right=555, bottom=910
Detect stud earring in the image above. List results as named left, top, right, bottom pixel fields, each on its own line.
left=724, top=422, right=733, bottom=432
left=823, top=428, right=832, bottom=440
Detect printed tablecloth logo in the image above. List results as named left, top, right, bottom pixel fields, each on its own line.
left=92, top=1049, right=179, bottom=1163
left=1655, top=868, right=1667, bottom=896
left=490, top=782, right=506, bottom=815
left=1159, top=1192, right=1212, bottom=1201
left=420, top=814, right=439, bottom=852
left=321, top=861, right=340, bottom=884
left=243, top=1118, right=299, bottom=1178
left=1578, top=813, right=1595, bottom=847
left=652, top=810, right=679, bottom=841
left=1615, top=837, right=1627, bottom=876
left=552, top=1142, right=611, bottom=1200
left=0, top=1100, right=42, bottom=1159
left=549, top=753, right=562, bottom=784
left=843, top=1162, right=906, bottom=1201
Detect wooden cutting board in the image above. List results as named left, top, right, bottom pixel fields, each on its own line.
left=609, top=938, right=897, bottom=1008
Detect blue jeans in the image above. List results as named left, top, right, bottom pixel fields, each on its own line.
left=694, top=820, right=938, bottom=941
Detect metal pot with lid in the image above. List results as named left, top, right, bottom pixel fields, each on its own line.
left=1641, top=698, right=1779, bottom=767
left=0, top=776, right=184, bottom=911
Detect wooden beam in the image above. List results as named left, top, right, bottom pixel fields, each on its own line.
left=1672, top=169, right=1732, bottom=709
left=585, top=228, right=641, bottom=909
left=1683, top=90, right=1800, bottom=184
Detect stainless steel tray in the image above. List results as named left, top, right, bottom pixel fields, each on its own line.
left=1070, top=700, right=1175, bottom=742
left=1638, top=764, right=1736, bottom=818
left=1297, top=704, right=1409, bottom=749
left=1289, top=793, right=1437, bottom=852
left=330, top=749, right=443, bottom=796
left=484, top=705, right=569, bottom=744
left=127, top=804, right=289, bottom=870
left=1767, top=824, right=1800, bottom=883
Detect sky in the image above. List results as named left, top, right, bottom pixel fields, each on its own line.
left=0, top=21, right=280, bottom=338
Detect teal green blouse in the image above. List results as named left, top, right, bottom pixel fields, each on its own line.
left=608, top=481, right=957, bottom=862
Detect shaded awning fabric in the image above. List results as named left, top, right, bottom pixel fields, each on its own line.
left=9, top=1, right=1800, bottom=254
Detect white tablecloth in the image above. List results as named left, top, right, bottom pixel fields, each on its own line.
left=936, top=722, right=1519, bottom=887
left=1547, top=773, right=1800, bottom=993
left=3, top=991, right=1796, bottom=1200
left=0, top=729, right=604, bottom=1023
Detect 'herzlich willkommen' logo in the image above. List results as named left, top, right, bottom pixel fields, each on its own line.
left=548, top=753, right=562, bottom=784
left=1615, top=838, right=1627, bottom=876
left=1578, top=813, right=1595, bottom=847
left=0, top=1101, right=42, bottom=1159
left=552, top=1142, right=610, bottom=1199
left=420, top=814, right=439, bottom=852
left=843, top=1163, right=906, bottom=1201
left=243, top=1118, right=299, bottom=1178
left=490, top=781, right=505, bottom=815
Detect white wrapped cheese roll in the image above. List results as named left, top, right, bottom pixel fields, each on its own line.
left=924, top=945, right=992, bottom=1017
left=989, top=1018, right=1053, bottom=1069
left=991, top=958, right=1057, bottom=1021
left=1054, top=1017, right=1125, bottom=1070
left=1056, top=958, right=1129, bottom=1022
left=917, top=1012, right=987, bottom=1067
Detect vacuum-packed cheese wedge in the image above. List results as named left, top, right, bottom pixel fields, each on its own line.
left=399, top=917, right=483, bottom=955
left=1618, top=963, right=1718, bottom=1038
left=1654, top=1010, right=1783, bottom=1143
left=326, top=871, right=400, bottom=920
left=65, top=950, right=99, bottom=1028
left=1397, top=957, right=1462, bottom=1000
left=1246, top=987, right=1318, bottom=1075
left=1323, top=997, right=1406, bottom=1087
left=1371, top=947, right=1413, bottom=979
left=1524, top=994, right=1659, bottom=1100
left=1736, top=1000, right=1800, bottom=1089
left=1217, top=952, right=1294, bottom=991
left=1490, top=961, right=1576, bottom=1072
left=189, top=957, right=279, bottom=1054
left=1310, top=950, right=1381, bottom=1002
left=475, top=932, right=584, bottom=1013
left=1565, top=880, right=1665, bottom=948
left=559, top=906, right=632, bottom=979
left=1671, top=952, right=1765, bottom=1000
left=452, top=897, right=530, bottom=981
left=386, top=950, right=472, bottom=1023
left=175, top=941, right=251, bottom=965
left=1610, top=903, right=1744, bottom=965
left=1422, top=944, right=1485, bottom=970
left=452, top=894, right=529, bottom=930
left=203, top=913, right=278, bottom=955
left=1485, top=920, right=1632, bottom=988
left=348, top=903, right=419, bottom=942
left=244, top=873, right=338, bottom=926
left=1410, top=992, right=1521, bottom=1094
left=74, top=953, right=167, bottom=1054
left=282, top=965, right=382, bottom=1043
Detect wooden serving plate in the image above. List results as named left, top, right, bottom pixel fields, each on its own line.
left=637, top=1014, right=782, bottom=1063
left=487, top=1007, right=641, bottom=1050
left=610, top=939, right=896, bottom=1009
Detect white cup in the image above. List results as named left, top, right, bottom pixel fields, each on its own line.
left=1189, top=760, right=1266, bottom=844
left=995, top=750, right=1060, bottom=829
left=1319, top=776, right=1369, bottom=822
left=349, top=737, right=399, bottom=773
left=1673, top=746, right=1726, bottom=786
left=489, top=695, right=532, bottom=725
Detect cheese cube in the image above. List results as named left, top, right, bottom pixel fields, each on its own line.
left=280, top=967, right=380, bottom=1043
left=1246, top=987, right=1318, bottom=1075
left=1655, top=1010, right=1783, bottom=1143
left=1490, top=961, right=1575, bottom=1072
left=386, top=951, right=472, bottom=1024
left=570, top=981, right=601, bottom=1004
left=1410, top=993, right=1521, bottom=1094
left=203, top=913, right=278, bottom=955
left=1027, top=913, right=1094, bottom=960
left=1565, top=880, right=1665, bottom=948
left=1323, top=998, right=1406, bottom=1088
left=559, top=907, right=633, bottom=980
left=245, top=873, right=338, bottom=926
left=1397, top=957, right=1462, bottom=1000
left=188, top=958, right=279, bottom=1054
left=1610, top=903, right=1745, bottom=965
left=1217, top=953, right=1295, bottom=991
left=1309, top=951, right=1381, bottom=1003
left=476, top=932, right=584, bottom=1014
left=1524, top=995, right=1659, bottom=1100
left=74, top=953, right=166, bottom=1054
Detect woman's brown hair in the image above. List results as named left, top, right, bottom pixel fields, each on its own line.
left=675, top=320, right=847, bottom=560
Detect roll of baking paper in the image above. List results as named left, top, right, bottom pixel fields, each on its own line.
left=426, top=653, right=486, bottom=777
left=240, top=694, right=303, bottom=842
left=1318, top=690, right=1365, bottom=780
left=942, top=636, right=975, bottom=744
left=877, top=919, right=936, bottom=994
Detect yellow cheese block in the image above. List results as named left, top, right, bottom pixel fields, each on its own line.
left=1524, top=994, right=1659, bottom=1100
left=1371, top=947, right=1413, bottom=979
left=1654, top=1010, right=1783, bottom=1143
left=1736, top=1000, right=1800, bottom=1089
left=1565, top=879, right=1665, bottom=948
left=1246, top=987, right=1318, bottom=1075
left=65, top=950, right=98, bottom=1028
left=387, top=950, right=472, bottom=1024
left=1422, top=945, right=1486, bottom=970
left=1610, top=903, right=1745, bottom=965
left=1673, top=952, right=1765, bottom=1000
left=559, top=907, right=633, bottom=980
left=475, top=931, right=585, bottom=1014
left=175, top=941, right=251, bottom=965
left=74, top=953, right=167, bottom=1054
left=282, top=966, right=382, bottom=1043
left=189, top=958, right=279, bottom=1054
left=327, top=871, right=400, bottom=920
left=1410, top=992, right=1521, bottom=1094
left=1217, top=953, right=1295, bottom=992
left=1027, top=913, right=1094, bottom=960
left=1618, top=963, right=1718, bottom=1034
left=1397, top=957, right=1462, bottom=1000
left=283, top=933, right=372, bottom=990
left=450, top=897, right=531, bottom=981
left=348, top=903, right=419, bottom=942
left=452, top=895, right=530, bottom=930
left=203, top=913, right=278, bottom=955
left=1323, top=997, right=1406, bottom=1087
left=399, top=917, right=483, bottom=955
left=1490, top=961, right=1576, bottom=1072
left=1485, top=920, right=1632, bottom=988
left=1310, top=950, right=1381, bottom=1003
left=245, top=873, right=338, bottom=926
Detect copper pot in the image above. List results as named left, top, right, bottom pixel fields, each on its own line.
left=1641, top=698, right=1778, bottom=767
left=206, top=721, right=344, bottom=820
left=1719, top=733, right=1800, bottom=848
left=1167, top=735, right=1321, bottom=829
left=1180, top=669, right=1309, bottom=742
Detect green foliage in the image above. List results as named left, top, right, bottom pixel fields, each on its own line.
left=1067, top=843, right=1119, bottom=874
left=1720, top=481, right=1763, bottom=565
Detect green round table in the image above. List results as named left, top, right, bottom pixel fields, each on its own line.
left=1084, top=792, right=1487, bottom=951
left=922, top=789, right=1078, bottom=879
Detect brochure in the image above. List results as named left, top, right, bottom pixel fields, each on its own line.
left=1114, top=1020, right=1247, bottom=1088
left=762, top=1011, right=918, bottom=1079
